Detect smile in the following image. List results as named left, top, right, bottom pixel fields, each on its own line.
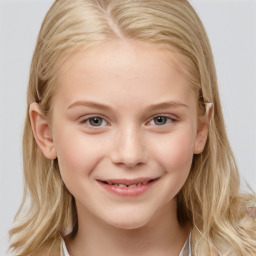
left=96, top=178, right=159, bottom=197
left=102, top=180, right=150, bottom=188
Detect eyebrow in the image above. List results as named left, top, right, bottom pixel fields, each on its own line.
left=67, top=101, right=113, bottom=111
left=67, top=100, right=188, bottom=112
left=144, top=101, right=189, bottom=113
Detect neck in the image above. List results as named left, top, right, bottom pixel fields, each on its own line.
left=66, top=201, right=190, bottom=256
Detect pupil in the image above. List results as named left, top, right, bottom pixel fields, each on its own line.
left=89, top=117, right=102, bottom=126
left=154, top=116, right=166, bottom=125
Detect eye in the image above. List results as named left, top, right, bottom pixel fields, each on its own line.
left=149, top=116, right=173, bottom=126
left=82, top=116, right=108, bottom=127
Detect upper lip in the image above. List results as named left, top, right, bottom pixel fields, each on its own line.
left=97, top=177, right=159, bottom=185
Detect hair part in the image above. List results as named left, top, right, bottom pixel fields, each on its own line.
left=9, top=0, right=256, bottom=255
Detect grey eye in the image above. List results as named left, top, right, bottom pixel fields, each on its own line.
left=88, top=117, right=103, bottom=126
left=153, top=116, right=169, bottom=125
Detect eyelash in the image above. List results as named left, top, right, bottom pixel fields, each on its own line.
left=80, top=115, right=109, bottom=128
left=80, top=114, right=176, bottom=129
left=148, top=115, right=175, bottom=126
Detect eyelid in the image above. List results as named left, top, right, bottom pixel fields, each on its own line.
left=146, top=114, right=177, bottom=125
left=78, top=113, right=178, bottom=128
left=79, top=114, right=110, bottom=127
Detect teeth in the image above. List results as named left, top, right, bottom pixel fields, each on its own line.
left=118, top=184, right=127, bottom=188
left=102, top=180, right=151, bottom=187
left=114, top=182, right=148, bottom=188
left=128, top=184, right=137, bottom=188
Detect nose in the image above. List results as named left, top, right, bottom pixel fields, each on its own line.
left=110, top=126, right=147, bottom=168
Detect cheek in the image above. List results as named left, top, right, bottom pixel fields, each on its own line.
left=152, top=130, right=196, bottom=174
left=151, top=131, right=196, bottom=199
left=53, top=127, right=106, bottom=181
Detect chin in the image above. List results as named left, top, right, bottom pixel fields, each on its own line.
left=104, top=211, right=152, bottom=230
left=110, top=220, right=149, bottom=230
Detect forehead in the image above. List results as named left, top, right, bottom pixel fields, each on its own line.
left=54, top=40, right=196, bottom=109
left=58, top=40, right=188, bottom=80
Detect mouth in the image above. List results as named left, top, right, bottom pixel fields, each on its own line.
left=99, top=178, right=157, bottom=187
left=96, top=177, right=159, bottom=197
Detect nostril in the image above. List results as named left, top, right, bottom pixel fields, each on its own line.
left=110, top=133, right=147, bottom=168
left=113, top=160, right=144, bottom=169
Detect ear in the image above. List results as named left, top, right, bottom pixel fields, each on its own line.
left=193, top=103, right=213, bottom=154
left=29, top=102, right=57, bottom=159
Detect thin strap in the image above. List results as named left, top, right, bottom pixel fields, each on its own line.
left=61, top=238, right=70, bottom=256
left=179, top=231, right=191, bottom=256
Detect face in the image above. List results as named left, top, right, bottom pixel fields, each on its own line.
left=32, top=40, right=208, bottom=229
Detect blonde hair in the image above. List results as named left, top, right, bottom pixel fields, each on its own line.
left=9, top=0, right=256, bottom=255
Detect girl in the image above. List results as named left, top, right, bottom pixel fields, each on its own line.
left=9, top=0, right=256, bottom=255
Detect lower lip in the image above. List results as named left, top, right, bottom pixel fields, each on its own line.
left=97, top=180, right=158, bottom=197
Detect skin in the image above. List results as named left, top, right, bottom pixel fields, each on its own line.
left=30, top=40, right=210, bottom=256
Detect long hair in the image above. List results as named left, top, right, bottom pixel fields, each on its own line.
left=9, top=0, right=256, bottom=255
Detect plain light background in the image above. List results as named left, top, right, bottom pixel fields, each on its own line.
left=0, top=0, right=255, bottom=254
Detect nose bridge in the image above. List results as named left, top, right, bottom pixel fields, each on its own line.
left=111, top=123, right=146, bottom=168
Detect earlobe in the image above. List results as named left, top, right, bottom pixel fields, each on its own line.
left=193, top=103, right=213, bottom=154
left=29, top=102, right=57, bottom=159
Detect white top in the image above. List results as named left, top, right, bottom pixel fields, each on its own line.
left=61, top=232, right=191, bottom=256
left=62, top=239, right=70, bottom=256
